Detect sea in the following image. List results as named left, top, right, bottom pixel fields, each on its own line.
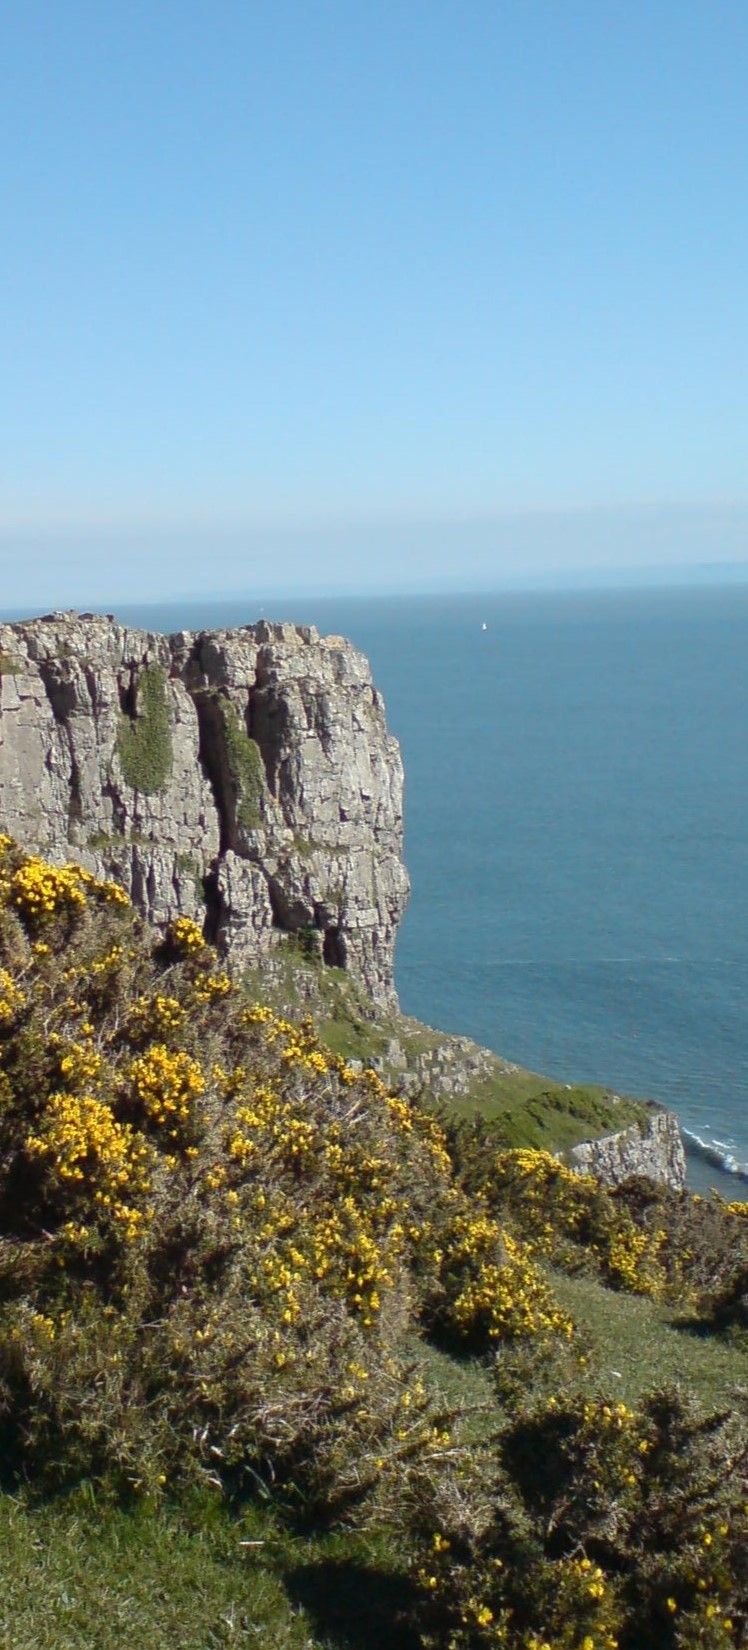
left=16, top=585, right=748, bottom=1195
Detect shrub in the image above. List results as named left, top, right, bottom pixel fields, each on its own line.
left=419, top=1206, right=573, bottom=1354
left=446, top=1136, right=748, bottom=1313
left=2, top=836, right=747, bottom=1648
left=698, top=1260, right=748, bottom=1339
left=415, top=1386, right=748, bottom=1649
left=0, top=838, right=515, bottom=1513
left=487, top=1149, right=668, bottom=1297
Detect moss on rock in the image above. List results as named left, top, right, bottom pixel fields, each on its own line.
left=116, top=666, right=173, bottom=795
left=220, top=700, right=266, bottom=829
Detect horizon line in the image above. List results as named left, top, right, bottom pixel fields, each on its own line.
left=3, top=563, right=748, bottom=626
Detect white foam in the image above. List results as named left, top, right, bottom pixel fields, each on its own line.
left=683, top=1128, right=748, bottom=1182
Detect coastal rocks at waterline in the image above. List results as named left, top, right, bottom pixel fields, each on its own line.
left=0, top=612, right=409, bottom=1005
left=569, top=1108, right=687, bottom=1191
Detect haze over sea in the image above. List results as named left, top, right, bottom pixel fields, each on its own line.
left=112, top=586, right=748, bottom=1194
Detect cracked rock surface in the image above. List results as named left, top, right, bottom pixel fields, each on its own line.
left=569, top=1109, right=687, bottom=1190
left=0, top=613, right=409, bottom=1005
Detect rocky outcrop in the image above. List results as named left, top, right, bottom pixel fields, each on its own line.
left=0, top=613, right=409, bottom=1004
left=569, top=1108, right=687, bottom=1191
left=396, top=1034, right=520, bottom=1100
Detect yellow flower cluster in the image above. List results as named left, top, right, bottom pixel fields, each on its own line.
left=26, top=1090, right=150, bottom=1241
left=57, top=1037, right=103, bottom=1086
left=444, top=1212, right=574, bottom=1343
left=6, top=855, right=129, bottom=922
left=91, top=874, right=130, bottom=908
left=11, top=858, right=87, bottom=919
left=491, top=1149, right=665, bottom=1297
left=310, top=1194, right=401, bottom=1324
left=546, top=1553, right=620, bottom=1649
left=244, top=1007, right=331, bottom=1076
left=194, top=972, right=233, bottom=1004
left=0, top=967, right=25, bottom=1028
left=90, top=942, right=126, bottom=976
left=168, top=916, right=205, bottom=954
left=242, top=1003, right=275, bottom=1024
left=127, top=993, right=185, bottom=1039
left=126, top=1043, right=206, bottom=1134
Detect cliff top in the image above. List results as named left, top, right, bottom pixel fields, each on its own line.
left=0, top=609, right=409, bottom=1004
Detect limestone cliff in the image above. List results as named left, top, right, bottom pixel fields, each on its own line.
left=0, top=612, right=409, bottom=1005
left=569, top=1109, right=687, bottom=1191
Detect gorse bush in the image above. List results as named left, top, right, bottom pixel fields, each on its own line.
left=0, top=835, right=536, bottom=1510
left=448, top=1123, right=748, bottom=1315
left=415, top=1385, right=748, bottom=1650
left=487, top=1149, right=668, bottom=1297
left=1, top=835, right=747, bottom=1645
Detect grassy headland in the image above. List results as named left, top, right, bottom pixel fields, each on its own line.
left=244, top=946, right=652, bottom=1151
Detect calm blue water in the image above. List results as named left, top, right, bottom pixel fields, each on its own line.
left=107, top=589, right=748, bottom=1189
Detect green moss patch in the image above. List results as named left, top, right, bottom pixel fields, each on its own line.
left=220, top=700, right=266, bottom=829
left=116, top=666, right=173, bottom=795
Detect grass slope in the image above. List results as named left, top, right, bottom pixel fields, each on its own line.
left=0, top=1490, right=421, bottom=1650
left=245, top=947, right=652, bottom=1152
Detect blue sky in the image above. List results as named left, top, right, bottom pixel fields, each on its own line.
left=2, top=1, right=747, bottom=604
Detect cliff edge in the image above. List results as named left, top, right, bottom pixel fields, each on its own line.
left=0, top=612, right=409, bottom=1005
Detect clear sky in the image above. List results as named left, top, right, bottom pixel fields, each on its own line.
left=2, top=0, right=747, bottom=605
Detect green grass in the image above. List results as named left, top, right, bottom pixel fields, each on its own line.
left=242, top=958, right=651, bottom=1150
left=552, top=1269, right=748, bottom=1409
left=0, top=1489, right=418, bottom=1650
left=413, top=1268, right=748, bottom=1456
left=410, top=1266, right=748, bottom=1448
left=244, top=954, right=394, bottom=1066
left=449, top=1073, right=650, bottom=1151
left=0, top=651, right=22, bottom=676
left=0, top=1493, right=304, bottom=1650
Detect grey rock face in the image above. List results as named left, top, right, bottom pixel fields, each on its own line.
left=0, top=613, right=409, bottom=1005
left=569, top=1108, right=687, bottom=1191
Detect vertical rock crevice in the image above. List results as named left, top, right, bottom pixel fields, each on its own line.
left=191, top=691, right=239, bottom=855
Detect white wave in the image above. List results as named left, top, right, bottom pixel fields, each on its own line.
left=682, top=1128, right=748, bottom=1182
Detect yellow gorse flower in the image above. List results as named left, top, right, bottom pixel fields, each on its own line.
left=127, top=1043, right=206, bottom=1131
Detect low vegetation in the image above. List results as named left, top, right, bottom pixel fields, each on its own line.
left=116, top=664, right=173, bottom=795
left=0, top=835, right=746, bottom=1648
left=244, top=945, right=652, bottom=1151
left=220, top=699, right=267, bottom=829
